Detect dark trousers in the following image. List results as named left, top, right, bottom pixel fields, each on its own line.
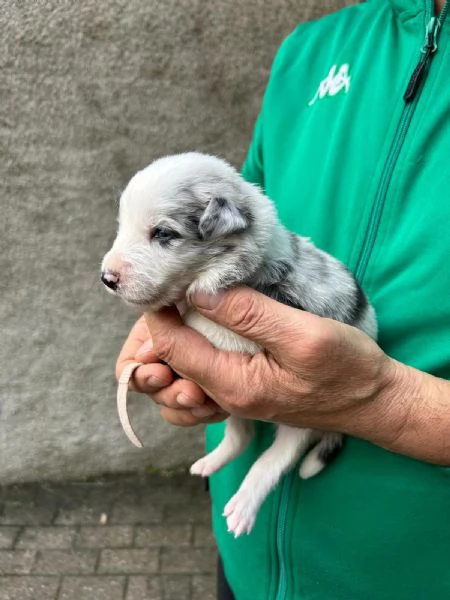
left=217, top=556, right=235, bottom=600
left=206, top=476, right=234, bottom=599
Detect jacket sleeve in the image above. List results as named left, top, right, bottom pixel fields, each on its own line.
left=240, top=24, right=303, bottom=191
left=241, top=113, right=264, bottom=189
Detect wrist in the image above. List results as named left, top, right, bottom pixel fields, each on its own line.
left=347, top=358, right=450, bottom=465
left=344, top=357, right=414, bottom=450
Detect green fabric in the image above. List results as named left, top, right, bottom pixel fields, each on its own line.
left=206, top=1, right=450, bottom=598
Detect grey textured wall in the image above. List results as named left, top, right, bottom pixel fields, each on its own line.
left=0, top=0, right=355, bottom=484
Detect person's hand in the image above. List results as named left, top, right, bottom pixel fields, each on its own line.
left=115, top=315, right=228, bottom=427
left=144, top=288, right=405, bottom=446
left=115, top=289, right=450, bottom=465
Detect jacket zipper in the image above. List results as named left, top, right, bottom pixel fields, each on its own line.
left=355, top=0, right=448, bottom=283
left=274, top=471, right=294, bottom=600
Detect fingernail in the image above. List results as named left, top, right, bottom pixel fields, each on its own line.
left=176, top=393, right=197, bottom=408
left=136, top=338, right=153, bottom=359
left=192, top=291, right=225, bottom=310
left=191, top=406, right=216, bottom=418
left=147, top=376, right=165, bottom=389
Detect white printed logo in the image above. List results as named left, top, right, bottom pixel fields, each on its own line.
left=308, top=64, right=351, bottom=106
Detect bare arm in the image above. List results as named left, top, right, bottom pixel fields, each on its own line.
left=360, top=361, right=450, bottom=464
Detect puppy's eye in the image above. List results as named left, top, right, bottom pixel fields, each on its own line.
left=150, top=227, right=180, bottom=244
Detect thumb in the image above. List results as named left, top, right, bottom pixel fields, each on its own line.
left=143, top=306, right=241, bottom=401
left=191, top=287, right=314, bottom=357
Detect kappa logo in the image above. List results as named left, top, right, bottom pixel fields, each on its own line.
left=308, top=64, right=351, bottom=106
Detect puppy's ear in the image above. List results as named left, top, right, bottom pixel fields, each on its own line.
left=198, top=197, right=249, bottom=240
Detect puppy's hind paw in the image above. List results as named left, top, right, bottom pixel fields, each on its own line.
left=190, top=455, right=221, bottom=478
left=223, top=494, right=256, bottom=538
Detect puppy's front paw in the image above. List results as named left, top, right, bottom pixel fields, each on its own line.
left=223, top=493, right=256, bottom=538
left=190, top=455, right=221, bottom=477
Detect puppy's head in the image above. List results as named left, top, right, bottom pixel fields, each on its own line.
left=101, top=152, right=275, bottom=310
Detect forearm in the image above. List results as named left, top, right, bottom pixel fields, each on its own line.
left=346, top=360, right=450, bottom=465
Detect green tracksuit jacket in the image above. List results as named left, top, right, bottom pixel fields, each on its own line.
left=205, top=0, right=450, bottom=598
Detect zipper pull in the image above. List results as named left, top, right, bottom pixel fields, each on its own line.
left=404, top=16, right=441, bottom=103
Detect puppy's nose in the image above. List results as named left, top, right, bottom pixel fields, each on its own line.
left=101, top=271, right=120, bottom=291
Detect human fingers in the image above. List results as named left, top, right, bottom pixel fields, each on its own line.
left=150, top=378, right=211, bottom=409
left=159, top=406, right=229, bottom=427
left=144, top=307, right=253, bottom=406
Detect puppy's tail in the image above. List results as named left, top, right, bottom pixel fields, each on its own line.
left=299, top=433, right=343, bottom=479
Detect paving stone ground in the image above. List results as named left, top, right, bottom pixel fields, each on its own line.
left=0, top=472, right=216, bottom=600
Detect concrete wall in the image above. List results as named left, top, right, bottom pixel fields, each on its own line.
left=0, top=0, right=355, bottom=483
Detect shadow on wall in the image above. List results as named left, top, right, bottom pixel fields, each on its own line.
left=0, top=0, right=357, bottom=484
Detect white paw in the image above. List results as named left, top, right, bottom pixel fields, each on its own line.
left=223, top=493, right=256, bottom=537
left=190, top=455, right=220, bottom=477
left=298, top=455, right=324, bottom=479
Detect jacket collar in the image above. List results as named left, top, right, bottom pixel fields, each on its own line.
left=387, top=0, right=427, bottom=21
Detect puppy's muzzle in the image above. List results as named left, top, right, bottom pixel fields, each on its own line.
left=101, top=270, right=120, bottom=292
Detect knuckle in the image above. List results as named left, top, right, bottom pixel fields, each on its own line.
left=152, top=388, right=175, bottom=408
left=305, top=332, right=326, bottom=356
left=226, top=294, right=265, bottom=335
left=152, top=333, right=175, bottom=364
left=302, top=323, right=334, bottom=356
